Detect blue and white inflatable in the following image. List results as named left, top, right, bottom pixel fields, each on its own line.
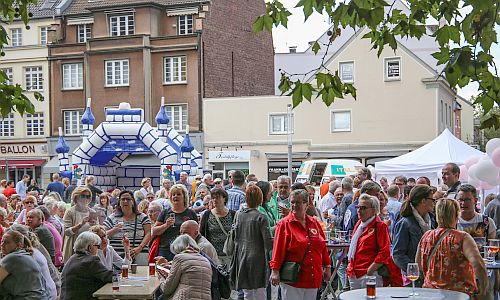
left=56, top=98, right=202, bottom=191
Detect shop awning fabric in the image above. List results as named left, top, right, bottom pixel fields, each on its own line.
left=0, top=159, right=46, bottom=168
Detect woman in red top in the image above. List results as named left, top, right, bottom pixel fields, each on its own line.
left=270, top=189, right=331, bottom=299
left=347, top=194, right=402, bottom=289
left=416, top=198, right=487, bottom=299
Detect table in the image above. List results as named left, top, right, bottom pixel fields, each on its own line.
left=320, top=242, right=350, bottom=300
left=338, top=287, right=470, bottom=300
left=93, top=266, right=161, bottom=300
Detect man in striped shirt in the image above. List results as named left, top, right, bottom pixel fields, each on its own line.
left=226, top=170, right=246, bottom=211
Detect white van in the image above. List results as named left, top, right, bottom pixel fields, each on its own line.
left=294, top=159, right=363, bottom=186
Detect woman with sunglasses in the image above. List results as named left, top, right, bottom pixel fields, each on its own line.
left=60, top=232, right=112, bottom=300
left=14, top=195, right=37, bottom=224
left=104, top=190, right=151, bottom=265
left=62, top=187, right=96, bottom=262
left=392, top=184, right=436, bottom=286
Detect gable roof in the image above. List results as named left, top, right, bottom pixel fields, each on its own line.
left=25, top=0, right=64, bottom=19
left=274, top=0, right=445, bottom=93
left=63, top=0, right=207, bottom=16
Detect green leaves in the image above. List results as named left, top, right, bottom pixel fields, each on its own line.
left=262, top=0, right=500, bottom=129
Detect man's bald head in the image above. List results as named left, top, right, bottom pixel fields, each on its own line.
left=180, top=220, right=199, bottom=240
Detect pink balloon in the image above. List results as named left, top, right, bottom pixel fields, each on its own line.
left=459, top=165, right=468, bottom=181
left=481, top=181, right=494, bottom=190
left=465, top=157, right=480, bottom=169
left=492, top=148, right=500, bottom=168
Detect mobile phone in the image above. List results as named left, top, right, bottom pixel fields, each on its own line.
left=156, top=265, right=170, bottom=278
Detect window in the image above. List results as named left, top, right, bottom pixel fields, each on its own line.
left=105, top=59, right=129, bottom=87
left=40, top=27, right=48, bottom=45
left=269, top=113, right=294, bottom=135
left=331, top=110, right=351, bottom=132
left=164, top=56, right=187, bottom=84
left=25, top=66, right=43, bottom=91
left=178, top=15, right=193, bottom=35
left=63, top=63, right=83, bottom=89
left=339, top=61, right=354, bottom=83
left=78, top=24, right=92, bottom=43
left=385, top=57, right=401, bottom=81
left=26, top=113, right=44, bottom=136
left=109, top=14, right=134, bottom=36
left=63, top=110, right=83, bottom=135
left=1, top=68, right=13, bottom=85
left=10, top=28, right=22, bottom=46
left=165, top=104, right=188, bottom=132
left=0, top=113, right=14, bottom=137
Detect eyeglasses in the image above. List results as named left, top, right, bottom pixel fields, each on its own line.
left=79, top=194, right=91, bottom=199
left=25, top=201, right=35, bottom=204
left=425, top=197, right=437, bottom=203
left=355, top=205, right=373, bottom=210
left=147, top=196, right=155, bottom=199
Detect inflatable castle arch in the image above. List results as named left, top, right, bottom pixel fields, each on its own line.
left=55, top=98, right=202, bottom=190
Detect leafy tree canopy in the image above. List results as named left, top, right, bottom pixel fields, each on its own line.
left=254, top=0, right=500, bottom=130
left=0, top=0, right=43, bottom=117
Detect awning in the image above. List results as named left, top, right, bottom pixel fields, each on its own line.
left=0, top=159, right=46, bottom=168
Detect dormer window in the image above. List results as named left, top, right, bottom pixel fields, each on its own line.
left=109, top=14, right=134, bottom=36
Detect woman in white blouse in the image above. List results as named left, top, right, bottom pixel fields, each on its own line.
left=89, top=225, right=131, bottom=270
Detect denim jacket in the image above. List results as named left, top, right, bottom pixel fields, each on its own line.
left=391, top=215, right=426, bottom=274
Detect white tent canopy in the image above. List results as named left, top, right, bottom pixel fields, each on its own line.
left=375, top=129, right=484, bottom=185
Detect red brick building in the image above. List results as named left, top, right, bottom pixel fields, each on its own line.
left=48, top=0, right=274, bottom=138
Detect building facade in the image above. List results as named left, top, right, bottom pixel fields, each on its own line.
left=0, top=1, right=63, bottom=186
left=45, top=0, right=274, bottom=178
left=204, top=24, right=474, bottom=180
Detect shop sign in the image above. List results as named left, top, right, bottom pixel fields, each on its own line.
left=208, top=150, right=251, bottom=162
left=0, top=143, right=46, bottom=157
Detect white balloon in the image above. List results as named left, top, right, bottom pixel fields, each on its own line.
left=468, top=164, right=479, bottom=179
left=475, top=159, right=500, bottom=183
left=487, top=176, right=500, bottom=187
left=468, top=176, right=480, bottom=188
left=486, top=138, right=500, bottom=156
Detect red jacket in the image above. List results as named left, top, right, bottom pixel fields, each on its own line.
left=3, top=187, right=16, bottom=198
left=270, top=213, right=331, bottom=288
left=347, top=216, right=403, bottom=286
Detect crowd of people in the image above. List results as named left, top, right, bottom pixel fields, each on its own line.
left=0, top=164, right=498, bottom=300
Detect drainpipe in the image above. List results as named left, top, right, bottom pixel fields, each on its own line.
left=197, top=31, right=203, bottom=132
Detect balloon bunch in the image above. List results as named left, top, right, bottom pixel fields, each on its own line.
left=460, top=138, right=500, bottom=189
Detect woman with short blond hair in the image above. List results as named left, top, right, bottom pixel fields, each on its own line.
left=417, top=198, right=488, bottom=298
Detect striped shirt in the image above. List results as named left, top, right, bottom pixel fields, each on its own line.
left=103, top=213, right=151, bottom=255
left=226, top=186, right=246, bottom=211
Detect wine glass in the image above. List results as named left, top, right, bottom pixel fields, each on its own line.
left=406, top=263, right=419, bottom=297
left=489, top=239, right=500, bottom=265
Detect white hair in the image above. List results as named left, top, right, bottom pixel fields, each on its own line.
left=149, top=201, right=163, bottom=212
left=56, top=201, right=67, bottom=210
left=74, top=232, right=101, bottom=253
left=170, top=234, right=199, bottom=255
left=44, top=198, right=58, bottom=211
left=359, top=193, right=380, bottom=214
left=0, top=207, right=7, bottom=219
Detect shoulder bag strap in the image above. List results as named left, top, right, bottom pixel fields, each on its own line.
left=426, top=228, right=452, bottom=270
left=213, top=211, right=229, bottom=236
left=299, top=228, right=312, bottom=267
left=132, top=214, right=138, bottom=248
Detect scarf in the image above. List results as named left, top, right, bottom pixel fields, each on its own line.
left=347, top=215, right=375, bottom=260
left=411, top=203, right=431, bottom=232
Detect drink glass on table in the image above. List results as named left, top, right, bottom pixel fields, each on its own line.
left=407, top=263, right=419, bottom=297
left=149, top=263, right=156, bottom=277
left=121, top=264, right=129, bottom=279
left=489, top=240, right=500, bottom=265
left=112, top=273, right=120, bottom=291
left=365, top=275, right=376, bottom=299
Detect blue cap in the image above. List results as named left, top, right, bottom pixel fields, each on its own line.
left=155, top=105, right=170, bottom=125
left=81, top=107, right=95, bottom=125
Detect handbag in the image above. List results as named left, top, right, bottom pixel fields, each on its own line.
left=223, top=212, right=239, bottom=256
left=280, top=229, right=311, bottom=284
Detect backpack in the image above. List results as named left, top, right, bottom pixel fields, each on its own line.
left=201, top=252, right=231, bottom=300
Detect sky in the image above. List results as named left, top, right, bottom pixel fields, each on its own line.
left=271, top=1, right=500, bottom=102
